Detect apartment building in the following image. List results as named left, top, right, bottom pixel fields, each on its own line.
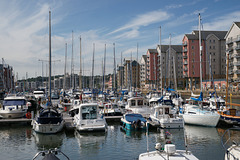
left=225, top=22, right=240, bottom=86
left=139, top=55, right=147, bottom=90
left=0, top=63, right=14, bottom=92
left=146, top=49, right=158, bottom=89
left=182, top=30, right=227, bottom=89
left=157, top=45, right=183, bottom=89
left=123, top=58, right=140, bottom=90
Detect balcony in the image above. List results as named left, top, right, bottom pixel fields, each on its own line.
left=183, top=48, right=188, bottom=52
left=235, top=45, right=240, bottom=51
left=226, top=39, right=233, bottom=45
left=235, top=70, right=240, bottom=75
left=226, top=47, right=234, bottom=52
left=183, top=41, right=187, bottom=46
left=184, top=67, right=188, bottom=71
left=234, top=62, right=240, bottom=66
left=183, top=55, right=188, bottom=59
left=234, top=36, right=240, bottom=42
left=183, top=72, right=188, bottom=77
left=184, top=61, right=188, bottom=65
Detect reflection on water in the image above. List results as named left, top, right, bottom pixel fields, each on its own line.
left=0, top=122, right=232, bottom=160
left=184, top=125, right=225, bottom=160
left=32, top=131, right=65, bottom=149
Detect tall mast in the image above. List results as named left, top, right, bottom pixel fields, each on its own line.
left=160, top=26, right=162, bottom=96
left=92, top=43, right=95, bottom=92
left=121, top=51, right=123, bottom=91
left=199, top=13, right=203, bottom=92
left=48, top=10, right=52, bottom=101
left=71, top=31, right=74, bottom=89
left=171, top=34, right=177, bottom=91
left=168, top=34, right=171, bottom=88
left=136, top=43, right=138, bottom=90
left=113, top=43, right=116, bottom=91
left=79, top=36, right=82, bottom=91
left=103, top=44, right=106, bottom=92
left=63, top=43, right=67, bottom=92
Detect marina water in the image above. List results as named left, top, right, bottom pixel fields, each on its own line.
left=0, top=122, right=229, bottom=160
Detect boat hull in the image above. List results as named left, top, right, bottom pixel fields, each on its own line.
left=182, top=114, right=220, bottom=127
left=32, top=120, right=64, bottom=134
left=0, top=110, right=26, bottom=119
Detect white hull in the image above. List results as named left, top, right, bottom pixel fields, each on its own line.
left=139, top=149, right=198, bottom=160
left=32, top=120, right=64, bottom=134
left=0, top=110, right=26, bottom=119
left=150, top=116, right=184, bottom=129
left=182, top=113, right=220, bottom=127
left=75, top=119, right=107, bottom=132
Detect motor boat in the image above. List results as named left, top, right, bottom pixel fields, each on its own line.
left=32, top=107, right=64, bottom=134
left=149, top=103, right=184, bottom=129
left=121, top=113, right=148, bottom=131
left=0, top=95, right=28, bottom=118
left=32, top=148, right=70, bottom=160
left=139, top=143, right=199, bottom=160
left=73, top=102, right=107, bottom=132
left=125, top=97, right=150, bottom=117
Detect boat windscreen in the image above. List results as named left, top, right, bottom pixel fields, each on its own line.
left=3, top=100, right=26, bottom=106
left=125, top=114, right=146, bottom=123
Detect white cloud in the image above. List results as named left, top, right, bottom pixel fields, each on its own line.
left=166, top=4, right=182, bottom=9
left=109, top=10, right=171, bottom=35
left=199, top=11, right=240, bottom=31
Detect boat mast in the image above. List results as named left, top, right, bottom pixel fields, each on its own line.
left=159, top=26, right=162, bottom=96
left=79, top=36, right=82, bottom=91
left=63, top=43, right=67, bottom=92
left=113, top=43, right=116, bottom=92
left=199, top=13, right=203, bottom=92
left=136, top=43, right=138, bottom=91
left=48, top=10, right=52, bottom=102
left=171, top=34, right=177, bottom=91
left=92, top=43, right=95, bottom=94
left=103, top=44, right=106, bottom=92
left=71, top=31, right=74, bottom=90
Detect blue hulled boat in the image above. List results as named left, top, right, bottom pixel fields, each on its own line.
left=121, top=113, right=148, bottom=131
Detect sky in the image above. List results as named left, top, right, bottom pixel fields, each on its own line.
left=1, top=0, right=240, bottom=80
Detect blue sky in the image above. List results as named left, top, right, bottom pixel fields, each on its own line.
left=1, top=0, right=240, bottom=79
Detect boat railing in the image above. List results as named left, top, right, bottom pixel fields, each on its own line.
left=32, top=148, right=70, bottom=160
left=221, top=127, right=240, bottom=157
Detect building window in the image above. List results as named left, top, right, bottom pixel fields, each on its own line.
left=213, top=40, right=215, bottom=43
left=192, top=40, right=194, bottom=43
left=213, top=46, right=215, bottom=49
left=192, top=46, right=194, bottom=49
left=193, top=72, right=195, bottom=75
left=210, top=46, right=211, bottom=49
left=210, top=40, right=211, bottom=43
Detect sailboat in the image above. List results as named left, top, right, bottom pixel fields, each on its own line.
left=32, top=11, right=64, bottom=134
left=217, top=46, right=240, bottom=125
left=181, top=13, right=220, bottom=127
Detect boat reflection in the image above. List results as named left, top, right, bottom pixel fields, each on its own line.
left=74, top=131, right=107, bottom=155
left=32, top=131, right=65, bottom=149
left=120, top=126, right=146, bottom=139
left=184, top=125, right=224, bottom=159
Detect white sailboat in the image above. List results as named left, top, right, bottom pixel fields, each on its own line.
left=32, top=11, right=64, bottom=134
left=181, top=13, right=220, bottom=127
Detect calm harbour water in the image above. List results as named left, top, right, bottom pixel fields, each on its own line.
left=1, top=98, right=240, bottom=160
left=0, top=122, right=233, bottom=160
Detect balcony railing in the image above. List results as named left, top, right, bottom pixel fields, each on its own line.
left=183, top=41, right=187, bottom=46
left=184, top=67, right=188, bottom=71
left=234, top=62, right=240, bottom=66
left=183, top=55, right=188, bottom=59
left=235, top=46, right=240, bottom=51
left=226, top=39, right=233, bottom=44
left=183, top=48, right=188, bottom=52
left=184, top=61, right=188, bottom=65
left=183, top=73, right=188, bottom=77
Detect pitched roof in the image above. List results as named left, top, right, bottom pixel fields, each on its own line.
left=148, top=49, right=158, bottom=53
left=157, top=45, right=182, bottom=53
left=234, top=22, right=240, bottom=28
left=187, top=30, right=227, bottom=40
